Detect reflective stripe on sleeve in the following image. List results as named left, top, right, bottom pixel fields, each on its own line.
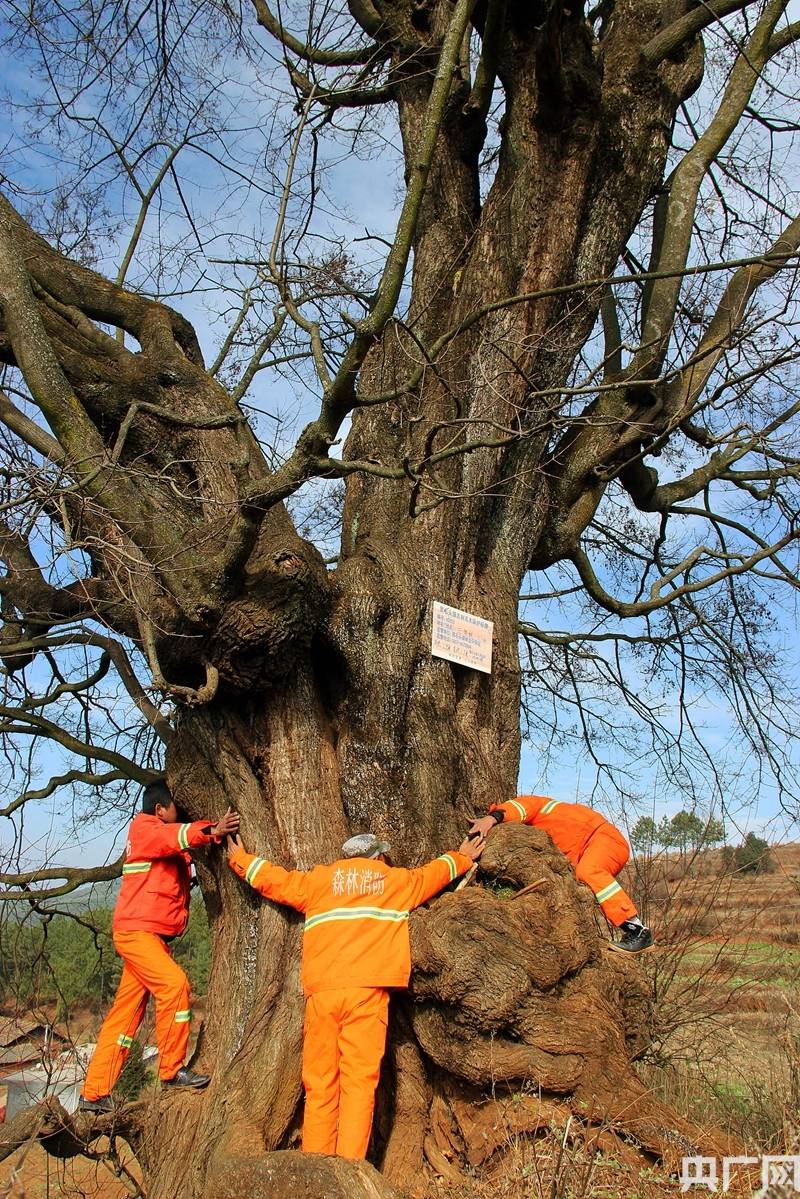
left=437, top=853, right=459, bottom=882
left=304, top=907, right=409, bottom=933
left=540, top=799, right=562, bottom=815
left=245, top=857, right=267, bottom=887
left=177, top=823, right=192, bottom=851
left=174, top=1010, right=191, bottom=1023
left=122, top=861, right=152, bottom=875
left=595, top=881, right=623, bottom=904
left=507, top=800, right=528, bottom=821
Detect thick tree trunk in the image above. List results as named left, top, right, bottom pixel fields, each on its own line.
left=142, top=675, right=347, bottom=1195
left=144, top=548, right=522, bottom=1196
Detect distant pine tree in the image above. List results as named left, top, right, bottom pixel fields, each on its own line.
left=630, top=816, right=658, bottom=854
left=733, top=833, right=775, bottom=875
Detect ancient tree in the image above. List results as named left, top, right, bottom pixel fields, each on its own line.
left=1, top=0, right=799, bottom=1193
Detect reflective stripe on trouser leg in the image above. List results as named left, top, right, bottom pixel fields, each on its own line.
left=335, top=987, right=389, bottom=1159
left=302, top=994, right=342, bottom=1154
left=109, top=930, right=192, bottom=1080
left=574, top=825, right=638, bottom=926
left=81, top=961, right=148, bottom=1100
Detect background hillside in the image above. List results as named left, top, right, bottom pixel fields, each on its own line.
left=629, top=842, right=800, bottom=1148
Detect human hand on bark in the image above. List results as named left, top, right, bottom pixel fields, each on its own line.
left=458, top=833, right=485, bottom=861
left=226, top=833, right=244, bottom=856
left=212, top=807, right=239, bottom=838
left=468, top=815, right=498, bottom=840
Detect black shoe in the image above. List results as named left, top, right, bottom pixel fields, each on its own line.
left=610, top=925, right=653, bottom=954
left=78, top=1095, right=114, bottom=1113
left=163, top=1067, right=210, bottom=1090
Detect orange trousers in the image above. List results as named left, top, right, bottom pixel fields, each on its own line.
left=82, top=930, right=191, bottom=1099
left=301, top=987, right=389, bottom=1159
left=574, top=824, right=638, bottom=926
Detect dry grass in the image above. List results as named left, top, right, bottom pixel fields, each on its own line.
left=420, top=1123, right=677, bottom=1199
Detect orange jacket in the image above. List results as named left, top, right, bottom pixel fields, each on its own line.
left=228, top=846, right=472, bottom=994
left=113, top=813, right=217, bottom=938
left=490, top=794, right=620, bottom=866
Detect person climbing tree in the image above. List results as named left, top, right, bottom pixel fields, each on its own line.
left=227, top=828, right=485, bottom=1158
left=79, top=781, right=240, bottom=1111
left=470, top=795, right=652, bottom=952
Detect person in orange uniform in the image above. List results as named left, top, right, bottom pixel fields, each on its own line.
left=79, top=780, right=239, bottom=1112
left=227, top=828, right=484, bottom=1159
left=469, top=795, right=653, bottom=953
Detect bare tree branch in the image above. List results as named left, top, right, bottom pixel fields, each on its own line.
left=641, top=0, right=759, bottom=68
left=0, top=853, right=126, bottom=900
left=571, top=530, right=800, bottom=619
left=251, top=0, right=381, bottom=65
left=0, top=705, right=157, bottom=781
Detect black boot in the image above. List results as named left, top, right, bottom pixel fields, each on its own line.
left=610, top=922, right=653, bottom=954
left=78, top=1095, right=114, bottom=1113
left=163, top=1067, right=210, bottom=1089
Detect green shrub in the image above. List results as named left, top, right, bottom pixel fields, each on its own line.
left=173, top=898, right=210, bottom=993
left=733, top=833, right=775, bottom=875
left=0, top=909, right=119, bottom=1014
left=116, top=1039, right=152, bottom=1101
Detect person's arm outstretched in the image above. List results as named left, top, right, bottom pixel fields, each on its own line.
left=469, top=795, right=551, bottom=840
left=227, top=833, right=311, bottom=913
left=394, top=835, right=484, bottom=911
left=132, top=807, right=240, bottom=857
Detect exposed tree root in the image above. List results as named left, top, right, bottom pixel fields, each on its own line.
left=0, top=1096, right=145, bottom=1165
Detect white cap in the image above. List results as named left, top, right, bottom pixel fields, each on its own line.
left=341, top=832, right=391, bottom=859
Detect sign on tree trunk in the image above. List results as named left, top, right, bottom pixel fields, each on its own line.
left=431, top=602, right=493, bottom=673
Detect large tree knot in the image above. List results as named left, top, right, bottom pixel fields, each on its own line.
left=408, top=825, right=643, bottom=1094
left=395, top=826, right=734, bottom=1179
left=203, top=536, right=331, bottom=693
left=405, top=827, right=671, bottom=1129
